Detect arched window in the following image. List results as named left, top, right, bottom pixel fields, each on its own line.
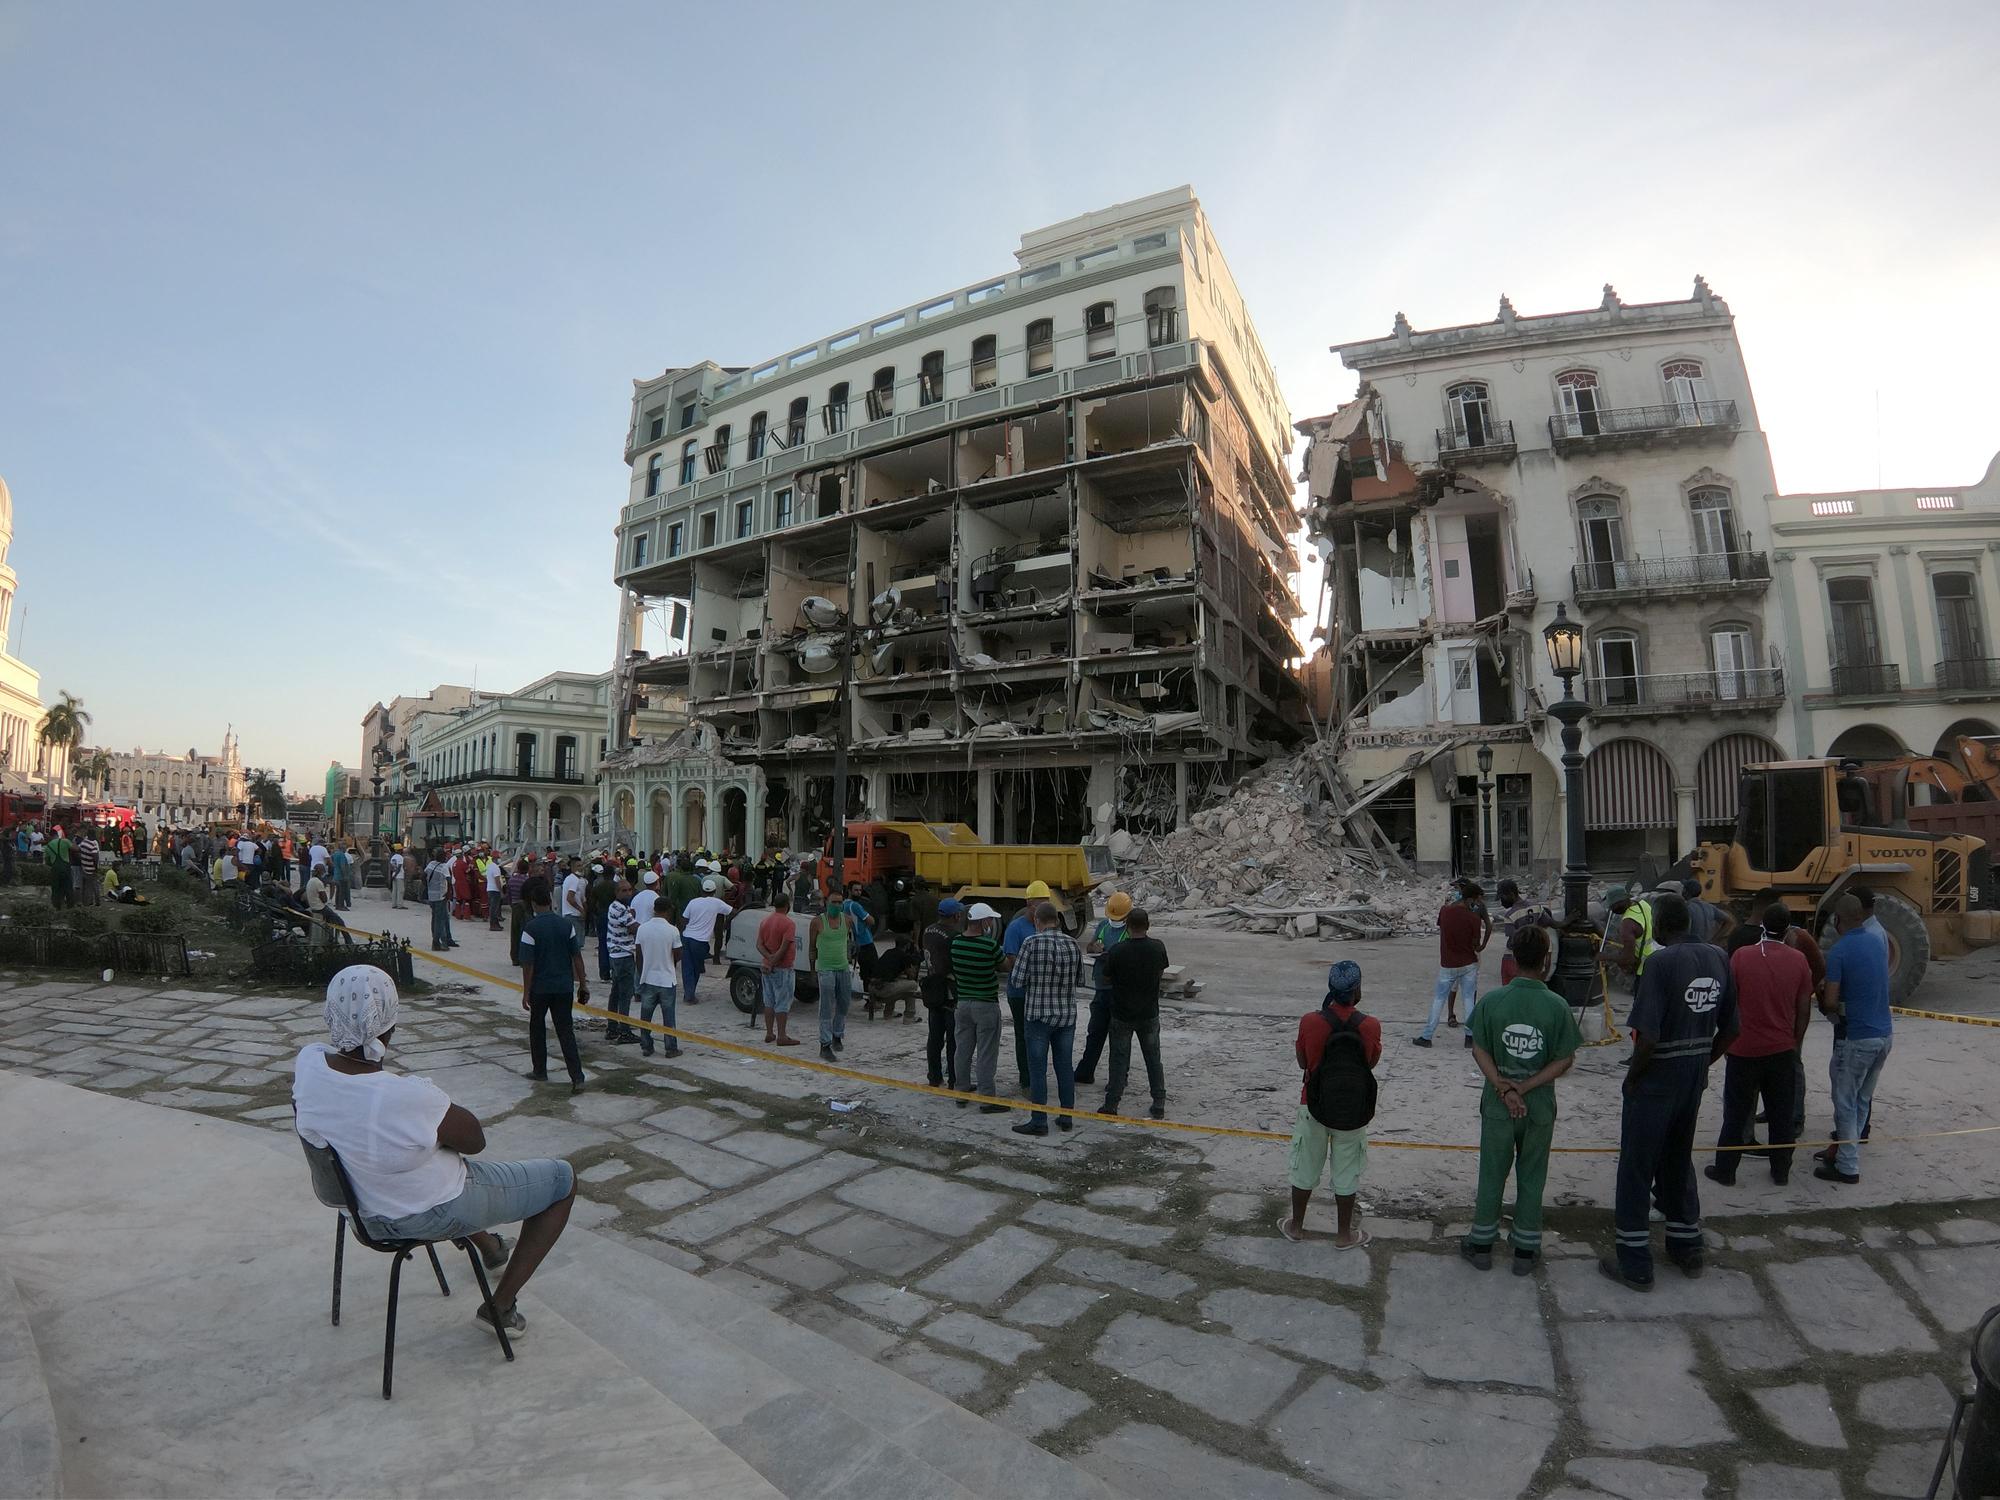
left=746, top=411, right=767, bottom=461
left=970, top=334, right=997, bottom=391
left=867, top=366, right=895, bottom=420
left=824, top=382, right=849, bottom=434
left=918, top=350, right=944, bottom=406
left=786, top=397, right=809, bottom=447
left=1663, top=359, right=1708, bottom=420
left=1576, top=494, right=1625, bottom=589
left=1555, top=370, right=1602, bottom=437
left=645, top=453, right=662, bottom=497
left=1445, top=381, right=1494, bottom=449
left=1026, top=319, right=1054, bottom=375
left=704, top=423, right=731, bottom=475
left=1688, top=486, right=1739, bottom=579
left=1084, top=301, right=1116, bottom=360
left=678, top=439, right=698, bottom=485
left=1144, top=286, right=1178, bottom=346
left=1594, top=631, right=1643, bottom=706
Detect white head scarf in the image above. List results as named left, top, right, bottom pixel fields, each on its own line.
left=324, top=966, right=400, bottom=1062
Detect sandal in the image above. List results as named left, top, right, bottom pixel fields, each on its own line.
left=1277, top=1216, right=1306, bottom=1243
left=1333, top=1230, right=1373, bottom=1251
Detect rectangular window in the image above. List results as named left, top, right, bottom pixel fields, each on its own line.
left=965, top=281, right=1005, bottom=304
left=679, top=402, right=697, bottom=430
left=1132, top=231, right=1171, bottom=252
left=747, top=412, right=767, bottom=460
left=1076, top=246, right=1118, bottom=269
left=698, top=513, right=717, bottom=548
left=789, top=346, right=819, bottom=368
left=735, top=500, right=754, bottom=539
left=1084, top=302, right=1116, bottom=360
left=631, top=533, right=649, bottom=568
left=917, top=297, right=954, bottom=320
left=824, top=383, right=849, bottom=434
left=919, top=350, right=944, bottom=406
left=750, top=362, right=778, bottom=383
left=1026, top=319, right=1054, bottom=375
left=774, top=487, right=793, bottom=528
left=645, top=407, right=664, bottom=441
left=667, top=522, right=684, bottom=557
left=1020, top=263, right=1059, bottom=285
left=970, top=334, right=997, bottom=391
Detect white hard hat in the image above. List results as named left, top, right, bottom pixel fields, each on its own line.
left=642, top=871, right=659, bottom=885
left=702, top=875, right=722, bottom=893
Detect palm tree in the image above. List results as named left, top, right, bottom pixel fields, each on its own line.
left=36, top=691, right=90, bottom=790
left=80, top=749, right=112, bottom=795
left=246, top=768, right=286, bottom=820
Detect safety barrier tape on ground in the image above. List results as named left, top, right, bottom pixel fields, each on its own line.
left=291, top=906, right=2000, bottom=1153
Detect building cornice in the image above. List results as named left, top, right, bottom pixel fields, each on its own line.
left=1338, top=302, right=1734, bottom=373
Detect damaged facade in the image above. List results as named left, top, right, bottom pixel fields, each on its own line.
left=608, top=188, right=1304, bottom=855
left=1301, top=281, right=1791, bottom=875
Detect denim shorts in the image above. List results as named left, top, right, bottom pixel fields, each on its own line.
left=362, top=1157, right=573, bottom=1242
left=763, top=969, right=795, bottom=1013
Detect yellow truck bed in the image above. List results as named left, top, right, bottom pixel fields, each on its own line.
left=879, top=821, right=1105, bottom=902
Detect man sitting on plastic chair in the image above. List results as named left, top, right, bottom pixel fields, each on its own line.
left=292, top=966, right=577, bottom=1336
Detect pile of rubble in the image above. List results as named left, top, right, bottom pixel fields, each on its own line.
left=1107, top=750, right=1431, bottom=939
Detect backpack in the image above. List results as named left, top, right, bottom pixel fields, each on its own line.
left=1305, top=1008, right=1377, bottom=1131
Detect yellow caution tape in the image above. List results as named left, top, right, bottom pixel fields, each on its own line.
left=1890, top=1005, right=2000, bottom=1029
left=291, top=908, right=2000, bottom=1154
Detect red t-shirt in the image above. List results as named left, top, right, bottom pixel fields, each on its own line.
left=1296, top=1003, right=1382, bottom=1104
left=1438, top=903, right=1483, bottom=968
left=756, top=911, right=796, bottom=971
left=1729, top=937, right=1813, bottom=1057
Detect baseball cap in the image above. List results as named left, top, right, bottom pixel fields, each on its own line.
left=967, top=902, right=1001, bottom=921
left=936, top=898, right=964, bottom=916
left=641, top=871, right=659, bottom=885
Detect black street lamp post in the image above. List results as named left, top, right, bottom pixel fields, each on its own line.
left=1543, top=603, right=1598, bottom=1005
left=1476, top=741, right=1495, bottom=884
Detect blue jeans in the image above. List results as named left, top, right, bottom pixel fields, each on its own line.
left=818, top=969, right=852, bottom=1045
left=608, top=955, right=636, bottom=1035
left=363, top=1157, right=574, bottom=1242
left=1830, top=1035, right=1891, bottom=1177
left=428, top=898, right=453, bottom=948
left=636, top=982, right=678, bottom=1055
left=1422, top=964, right=1478, bottom=1040
left=682, top=936, right=710, bottom=1001
left=1024, top=1019, right=1076, bottom=1129
left=1075, top=990, right=1112, bottom=1079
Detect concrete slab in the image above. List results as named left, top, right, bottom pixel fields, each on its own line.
left=713, top=1131, right=826, bottom=1169
left=642, top=1104, right=741, bottom=1141
left=834, top=1281, right=937, bottom=1330
left=1559, top=1323, right=1732, bottom=1451
left=1545, top=1256, right=1760, bottom=1319
left=0, top=1072, right=778, bottom=1500
left=478, top=1114, right=619, bottom=1161
left=1888, top=1244, right=2000, bottom=1334
left=1856, top=1372, right=1956, bottom=1434
left=1077, top=1422, right=1321, bottom=1500
left=766, top=1199, right=849, bottom=1237
left=580, top=1157, right=636, bottom=1183
left=876, top=1342, right=989, bottom=1403
left=631, top=1136, right=771, bottom=1189
left=834, top=1167, right=1013, bottom=1235
left=806, top=1213, right=949, bottom=1277
left=1733, top=1463, right=1843, bottom=1498
left=628, top=1177, right=711, bottom=1213
left=1054, top=1246, right=1195, bottom=1301
left=1003, top=1283, right=1104, bottom=1328
left=1864, top=1441, right=1945, bottom=1498
left=1701, top=1318, right=1808, bottom=1374
left=657, top=1154, right=873, bottom=1245
left=992, top=1376, right=1090, bottom=1441
left=1205, top=1231, right=1373, bottom=1287
left=1269, top=1377, right=1557, bottom=1500
left=1565, top=1457, right=1711, bottom=1498
left=1019, top=1200, right=1170, bottom=1248
left=1091, top=1313, right=1301, bottom=1425
left=786, top=1302, right=899, bottom=1359
left=1081, top=1184, right=1166, bottom=1213
left=564, top=1093, right=658, bottom=1125
left=923, top=1311, right=1040, bottom=1366
left=419, top=1061, right=538, bottom=1116
left=917, top=1227, right=1059, bottom=1307
left=1752, top=1383, right=1845, bottom=1448
left=1378, top=1250, right=1552, bottom=1390
left=1773, top=1257, right=1937, bottom=1353
left=1199, top=1287, right=1365, bottom=1368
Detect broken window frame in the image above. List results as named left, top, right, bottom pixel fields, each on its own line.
left=867, top=366, right=896, bottom=420
left=705, top=424, right=732, bottom=475
left=824, top=382, right=850, bottom=434
left=1026, top=318, right=1054, bottom=375
left=1084, top=301, right=1116, bottom=361
left=918, top=349, right=945, bottom=406
left=970, top=334, right=997, bottom=391
left=1143, top=287, right=1178, bottom=346
left=746, top=411, right=768, bottom=461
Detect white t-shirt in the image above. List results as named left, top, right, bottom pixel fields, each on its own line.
left=637, top=916, right=682, bottom=988
left=682, top=894, right=732, bottom=944
left=561, top=873, right=586, bottom=918
left=309, top=844, right=330, bottom=874
left=632, top=887, right=658, bottom=923
left=389, top=852, right=405, bottom=877
left=485, top=860, right=503, bottom=892
left=305, top=875, right=330, bottom=913
left=238, top=837, right=258, bottom=865
left=291, top=1045, right=467, bottom=1220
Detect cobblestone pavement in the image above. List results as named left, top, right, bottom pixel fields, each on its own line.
left=2, top=973, right=1990, bottom=1499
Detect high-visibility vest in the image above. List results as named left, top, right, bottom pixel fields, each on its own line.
left=1628, top=899, right=1659, bottom=973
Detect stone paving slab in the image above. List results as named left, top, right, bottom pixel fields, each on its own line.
left=1271, top=1377, right=1557, bottom=1500
left=1560, top=1323, right=1731, bottom=1451
left=1888, top=1243, right=2000, bottom=1333
left=713, top=1130, right=825, bottom=1169
left=1002, top=1283, right=1104, bottom=1328
left=917, top=1227, right=1058, bottom=1307
left=1055, top=1246, right=1195, bottom=1301
left=806, top=1212, right=949, bottom=1276
left=992, top=1377, right=1091, bottom=1441
left=1566, top=1456, right=1713, bottom=1498
left=835, top=1166, right=1014, bottom=1234
left=1856, top=1372, right=1956, bottom=1433
left=835, top=1281, right=938, bottom=1330
left=1752, top=1383, right=1845, bottom=1449
left=1206, top=1231, right=1372, bottom=1286
left=1018, top=1200, right=1171, bottom=1248
left=1774, top=1257, right=1938, bottom=1353
left=1091, top=1313, right=1301, bottom=1425
left=655, top=1153, right=873, bottom=1245
left=1200, top=1287, right=1364, bottom=1368
left=924, top=1311, right=1041, bottom=1366
left=1077, top=1422, right=1320, bottom=1500
left=1734, top=1463, right=1843, bottom=1498
left=1545, top=1256, right=1760, bottom=1319
left=1378, top=1251, right=1552, bottom=1390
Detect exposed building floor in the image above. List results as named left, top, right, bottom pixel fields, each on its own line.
left=1, top=943, right=1993, bottom=1498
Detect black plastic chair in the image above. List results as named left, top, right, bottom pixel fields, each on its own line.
left=297, top=1135, right=514, bottom=1398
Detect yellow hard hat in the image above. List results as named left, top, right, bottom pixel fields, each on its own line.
left=1025, top=880, right=1053, bottom=900
left=1105, top=892, right=1132, bottom=920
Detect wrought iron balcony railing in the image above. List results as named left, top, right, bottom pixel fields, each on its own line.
left=1436, top=419, right=1518, bottom=463
left=1585, top=668, right=1785, bottom=713
left=1938, top=657, right=2000, bottom=693
left=1549, top=399, right=1740, bottom=448
left=1829, top=662, right=1901, bottom=697
left=1571, top=551, right=1771, bottom=596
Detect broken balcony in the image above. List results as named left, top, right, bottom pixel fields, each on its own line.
left=855, top=435, right=953, bottom=511
left=956, top=409, right=1067, bottom=491
left=1079, top=384, right=1188, bottom=462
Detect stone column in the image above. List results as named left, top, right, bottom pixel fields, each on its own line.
left=976, top=768, right=996, bottom=839
left=1174, top=761, right=1190, bottom=830
left=1086, top=759, right=1116, bottom=840
left=866, top=769, right=889, bottom=822
left=1674, top=783, right=1697, bottom=860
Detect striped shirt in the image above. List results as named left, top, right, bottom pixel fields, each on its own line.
left=948, top=932, right=1003, bottom=1003
left=605, top=900, right=638, bottom=961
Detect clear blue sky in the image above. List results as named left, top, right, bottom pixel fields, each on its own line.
left=3, top=0, right=1995, bottom=788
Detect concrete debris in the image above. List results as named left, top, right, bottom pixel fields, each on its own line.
left=1112, top=749, right=1426, bottom=937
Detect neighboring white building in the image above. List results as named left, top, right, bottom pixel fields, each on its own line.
left=0, top=474, right=46, bottom=789
left=81, top=733, right=246, bottom=828
left=358, top=684, right=485, bottom=839
left=607, top=187, right=1304, bottom=854
left=407, top=671, right=617, bottom=846
left=1769, top=452, right=2000, bottom=761
left=1303, top=280, right=1790, bottom=874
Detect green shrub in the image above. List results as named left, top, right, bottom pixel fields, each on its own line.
left=122, top=904, right=183, bottom=934
left=10, top=903, right=54, bottom=929
left=156, top=866, right=192, bottom=895
left=65, top=907, right=110, bottom=937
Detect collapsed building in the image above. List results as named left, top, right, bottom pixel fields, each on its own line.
left=605, top=189, right=1306, bottom=855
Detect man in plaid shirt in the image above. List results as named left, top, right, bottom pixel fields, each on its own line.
left=1011, top=902, right=1083, bottom=1137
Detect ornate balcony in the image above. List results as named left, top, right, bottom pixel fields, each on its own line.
left=1548, top=400, right=1739, bottom=455
left=1571, top=551, right=1770, bottom=604
left=1938, top=657, right=2000, bottom=696
left=1828, top=662, right=1901, bottom=699
left=1585, top=668, right=1785, bottom=717
left=1436, top=419, right=1517, bottom=466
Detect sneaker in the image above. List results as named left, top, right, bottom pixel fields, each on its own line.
left=1597, top=1257, right=1653, bottom=1292
left=476, top=1300, right=527, bottom=1335
left=1460, top=1241, right=1493, bottom=1271
left=1813, top=1163, right=1859, bottom=1185
left=1011, top=1122, right=1049, bottom=1137
left=821, top=1045, right=836, bottom=1061
left=1410, top=1036, right=1433, bottom=1048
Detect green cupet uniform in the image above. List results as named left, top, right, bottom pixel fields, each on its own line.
left=1465, top=977, right=1582, bottom=1253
